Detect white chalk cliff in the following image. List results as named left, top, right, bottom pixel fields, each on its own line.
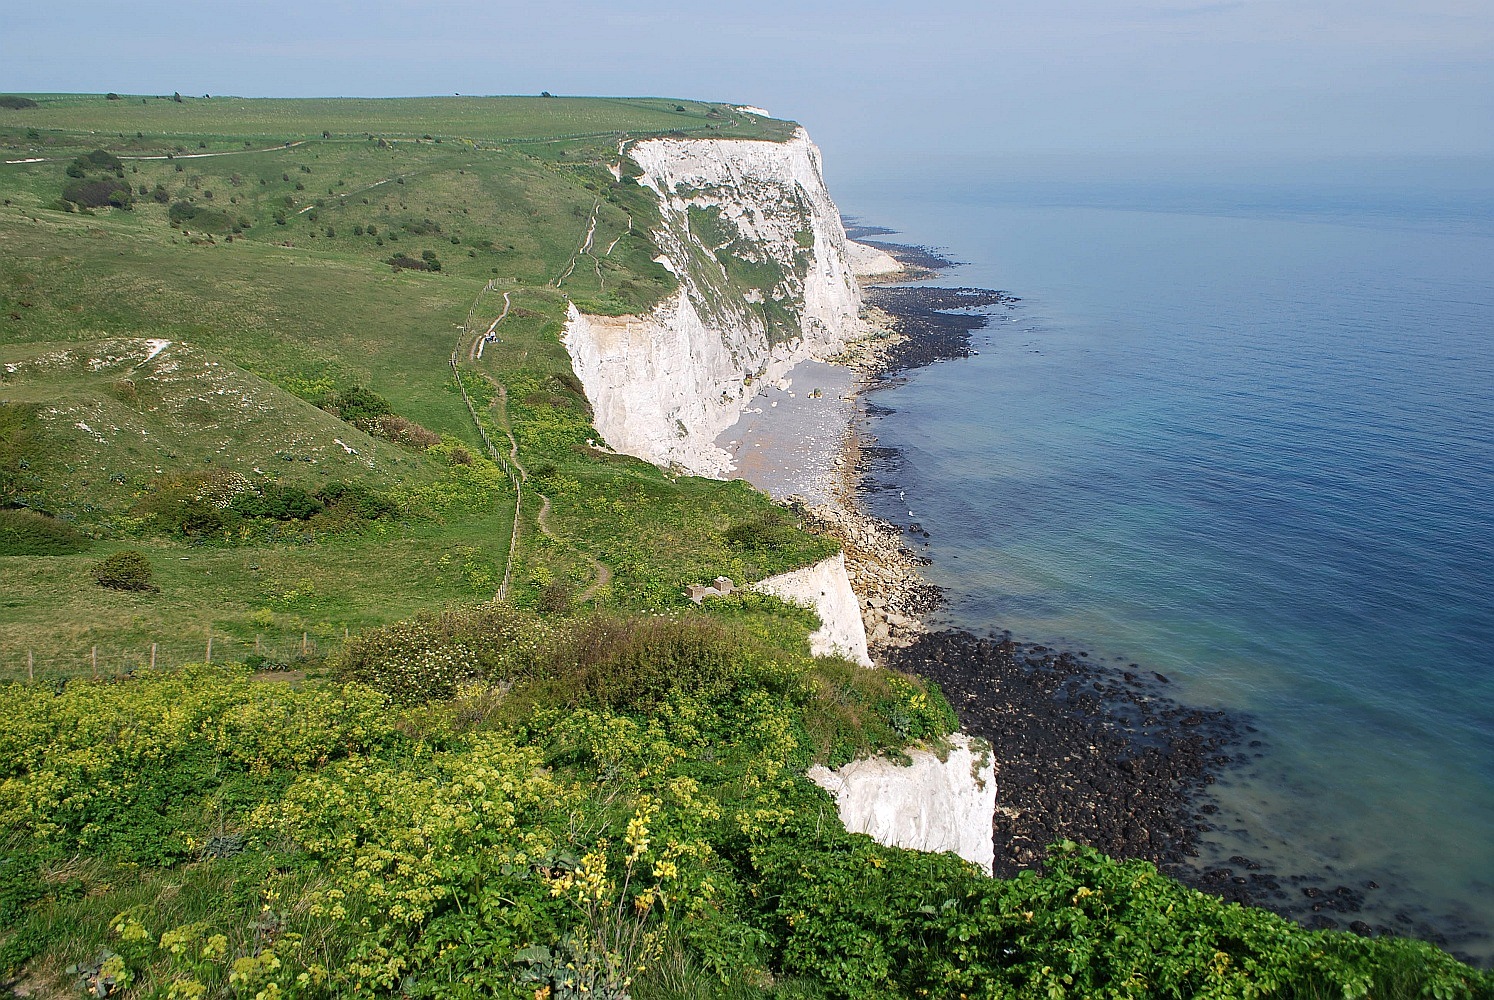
left=809, top=733, right=997, bottom=874
left=563, top=127, right=863, bottom=477
left=752, top=553, right=872, bottom=666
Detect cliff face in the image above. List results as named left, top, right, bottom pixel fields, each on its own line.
left=809, top=734, right=997, bottom=874
left=563, top=127, right=862, bottom=476
left=751, top=553, right=872, bottom=666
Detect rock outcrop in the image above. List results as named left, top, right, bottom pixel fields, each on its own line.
left=809, top=733, right=997, bottom=873
left=563, top=127, right=863, bottom=476
left=751, top=552, right=871, bottom=666
left=786, top=496, right=936, bottom=652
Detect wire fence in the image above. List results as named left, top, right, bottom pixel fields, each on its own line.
left=0, top=627, right=352, bottom=685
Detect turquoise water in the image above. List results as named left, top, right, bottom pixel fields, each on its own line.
left=836, top=162, right=1494, bottom=960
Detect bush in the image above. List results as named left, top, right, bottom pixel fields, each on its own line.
left=92, top=550, right=157, bottom=591
left=0, top=96, right=39, bottom=110
left=167, top=200, right=234, bottom=232
left=0, top=508, right=90, bottom=556
left=314, top=481, right=398, bottom=520
left=309, top=383, right=392, bottom=424
left=360, top=413, right=440, bottom=449
left=62, top=178, right=132, bottom=209
left=67, top=149, right=124, bottom=175
left=334, top=604, right=558, bottom=705
left=725, top=511, right=799, bottom=553
left=229, top=483, right=324, bottom=521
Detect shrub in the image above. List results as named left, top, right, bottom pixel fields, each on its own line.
left=0, top=96, right=39, bottom=110
left=92, top=550, right=156, bottom=591
left=333, top=604, right=557, bottom=704
left=725, top=511, right=799, bottom=553
left=67, top=149, right=124, bottom=176
left=388, top=254, right=432, bottom=272
left=62, top=178, right=132, bottom=209
left=360, top=413, right=441, bottom=449
left=229, top=482, right=324, bottom=521
left=309, top=383, right=392, bottom=424
left=167, top=201, right=234, bottom=232
left=314, top=481, right=398, bottom=520
left=0, top=508, right=90, bottom=556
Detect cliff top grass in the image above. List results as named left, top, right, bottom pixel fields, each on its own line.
left=1, top=93, right=799, bottom=148
left=0, top=94, right=829, bottom=675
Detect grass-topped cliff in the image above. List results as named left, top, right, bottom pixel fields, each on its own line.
left=1, top=93, right=826, bottom=671
left=1, top=95, right=1489, bottom=999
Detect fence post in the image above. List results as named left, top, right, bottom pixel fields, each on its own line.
left=255, top=635, right=261, bottom=654
left=206, top=625, right=213, bottom=664
left=28, top=650, right=34, bottom=682
left=92, top=646, right=98, bottom=679
left=150, top=643, right=157, bottom=670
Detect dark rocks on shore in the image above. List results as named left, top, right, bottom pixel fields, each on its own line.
left=857, top=239, right=965, bottom=273
left=863, top=286, right=1013, bottom=375
left=887, top=629, right=1239, bottom=879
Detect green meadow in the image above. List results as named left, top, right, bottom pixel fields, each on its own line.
left=0, top=93, right=818, bottom=676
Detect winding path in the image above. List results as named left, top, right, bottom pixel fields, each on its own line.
left=451, top=282, right=611, bottom=604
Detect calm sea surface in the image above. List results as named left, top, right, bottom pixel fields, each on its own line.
left=834, top=160, right=1494, bottom=961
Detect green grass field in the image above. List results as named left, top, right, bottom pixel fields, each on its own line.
left=0, top=94, right=823, bottom=675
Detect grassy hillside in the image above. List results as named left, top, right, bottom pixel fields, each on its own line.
left=1, top=96, right=1488, bottom=999
left=0, top=95, right=826, bottom=676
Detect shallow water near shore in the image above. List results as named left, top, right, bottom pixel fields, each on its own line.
left=834, top=162, right=1494, bottom=962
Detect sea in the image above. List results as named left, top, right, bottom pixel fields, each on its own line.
left=831, top=155, right=1494, bottom=963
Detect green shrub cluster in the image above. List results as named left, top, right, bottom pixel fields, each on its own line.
left=725, top=509, right=805, bottom=553
left=303, top=383, right=442, bottom=449
left=92, top=549, right=156, bottom=591
left=0, top=507, right=90, bottom=555
left=0, top=610, right=1488, bottom=998
left=168, top=200, right=243, bottom=233
left=133, top=471, right=400, bottom=541
left=333, top=604, right=558, bottom=705
left=60, top=149, right=132, bottom=209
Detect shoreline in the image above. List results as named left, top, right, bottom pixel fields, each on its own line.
left=786, top=232, right=1484, bottom=962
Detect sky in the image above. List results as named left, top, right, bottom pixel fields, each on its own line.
left=5, top=1, right=1491, bottom=181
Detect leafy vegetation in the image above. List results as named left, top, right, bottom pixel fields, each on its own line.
left=0, top=94, right=1488, bottom=997
left=1, top=619, right=1487, bottom=998
left=0, top=507, right=90, bottom=556
left=91, top=549, right=156, bottom=591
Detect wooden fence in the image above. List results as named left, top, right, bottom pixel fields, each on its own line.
left=0, top=626, right=352, bottom=684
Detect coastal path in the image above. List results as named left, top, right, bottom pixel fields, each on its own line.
left=450, top=280, right=612, bottom=605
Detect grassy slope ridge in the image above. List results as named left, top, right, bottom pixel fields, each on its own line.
left=0, top=94, right=826, bottom=673
left=1, top=96, right=1489, bottom=999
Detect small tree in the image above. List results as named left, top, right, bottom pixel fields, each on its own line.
left=93, top=550, right=157, bottom=592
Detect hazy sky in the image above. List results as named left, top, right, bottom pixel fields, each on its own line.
left=6, top=1, right=1491, bottom=177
